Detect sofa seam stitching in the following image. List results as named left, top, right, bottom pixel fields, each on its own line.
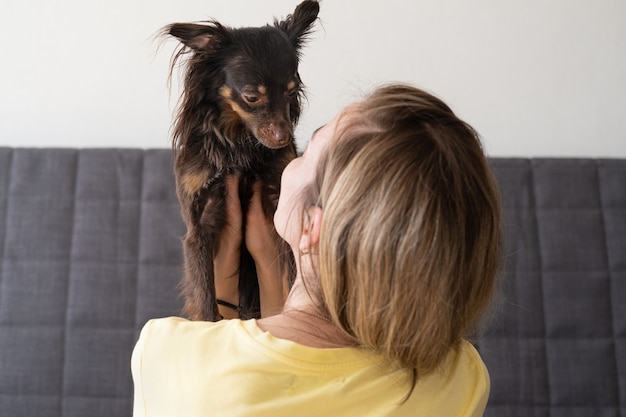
left=0, top=149, right=14, bottom=322
left=60, top=149, right=80, bottom=416
left=529, top=159, right=552, bottom=413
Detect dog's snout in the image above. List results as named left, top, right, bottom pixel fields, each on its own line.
left=254, top=121, right=293, bottom=149
left=266, top=122, right=292, bottom=147
left=273, top=128, right=290, bottom=143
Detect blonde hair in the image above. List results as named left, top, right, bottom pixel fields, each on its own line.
left=304, top=84, right=502, bottom=384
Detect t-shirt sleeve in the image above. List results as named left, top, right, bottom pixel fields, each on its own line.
left=469, top=348, right=490, bottom=416
left=131, top=320, right=154, bottom=417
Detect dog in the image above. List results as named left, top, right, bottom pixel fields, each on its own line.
left=163, top=1, right=319, bottom=321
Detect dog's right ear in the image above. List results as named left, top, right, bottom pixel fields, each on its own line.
left=165, top=22, right=230, bottom=54
left=275, top=0, right=320, bottom=51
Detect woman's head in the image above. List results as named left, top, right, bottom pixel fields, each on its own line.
left=274, top=106, right=351, bottom=248
left=301, top=84, right=502, bottom=376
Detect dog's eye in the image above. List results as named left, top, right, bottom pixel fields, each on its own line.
left=287, top=89, right=298, bottom=98
left=243, top=94, right=259, bottom=104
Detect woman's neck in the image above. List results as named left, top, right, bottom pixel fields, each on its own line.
left=256, top=279, right=356, bottom=348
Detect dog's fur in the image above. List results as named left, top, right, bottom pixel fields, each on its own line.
left=163, top=1, right=319, bottom=321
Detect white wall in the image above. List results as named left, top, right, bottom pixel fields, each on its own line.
left=1, top=0, right=625, bottom=157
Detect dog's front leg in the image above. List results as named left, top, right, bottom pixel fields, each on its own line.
left=180, top=226, right=220, bottom=321
left=180, top=182, right=227, bottom=321
left=175, top=163, right=227, bottom=321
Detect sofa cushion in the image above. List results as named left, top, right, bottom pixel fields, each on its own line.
left=0, top=148, right=184, bottom=417
left=483, top=158, right=626, bottom=417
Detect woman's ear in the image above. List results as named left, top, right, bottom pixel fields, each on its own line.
left=299, top=206, right=323, bottom=254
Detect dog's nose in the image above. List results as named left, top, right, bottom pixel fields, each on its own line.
left=260, top=122, right=292, bottom=148
left=274, top=129, right=290, bottom=143
left=269, top=122, right=292, bottom=144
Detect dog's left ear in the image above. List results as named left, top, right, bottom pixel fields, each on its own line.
left=274, top=0, right=320, bottom=51
left=165, top=22, right=231, bottom=54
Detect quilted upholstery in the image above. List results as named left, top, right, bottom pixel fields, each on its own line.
left=482, top=159, right=626, bottom=417
left=0, top=148, right=624, bottom=417
left=0, top=148, right=184, bottom=417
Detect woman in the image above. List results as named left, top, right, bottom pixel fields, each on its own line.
left=132, top=84, right=502, bottom=416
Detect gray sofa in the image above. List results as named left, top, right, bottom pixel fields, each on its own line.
left=0, top=147, right=624, bottom=417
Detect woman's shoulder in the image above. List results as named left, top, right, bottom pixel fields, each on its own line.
left=137, top=316, right=242, bottom=343
left=436, top=340, right=489, bottom=392
left=140, top=316, right=214, bottom=332
left=132, top=317, right=253, bottom=370
left=404, top=340, right=489, bottom=416
left=456, top=340, right=489, bottom=386
left=135, top=317, right=244, bottom=353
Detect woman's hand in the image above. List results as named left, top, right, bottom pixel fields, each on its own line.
left=214, top=176, right=243, bottom=319
left=214, top=177, right=287, bottom=319
left=245, top=182, right=288, bottom=317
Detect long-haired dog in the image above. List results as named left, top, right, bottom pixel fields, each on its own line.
left=163, top=1, right=319, bottom=321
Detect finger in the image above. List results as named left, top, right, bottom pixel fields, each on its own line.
left=249, top=181, right=262, bottom=209
left=224, top=175, right=242, bottom=233
left=225, top=175, right=240, bottom=208
left=247, top=181, right=268, bottom=224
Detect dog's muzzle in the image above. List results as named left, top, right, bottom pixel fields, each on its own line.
left=259, top=123, right=293, bottom=149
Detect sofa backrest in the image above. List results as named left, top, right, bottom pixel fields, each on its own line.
left=484, top=159, right=625, bottom=417
left=0, top=148, right=184, bottom=417
left=0, top=148, right=624, bottom=417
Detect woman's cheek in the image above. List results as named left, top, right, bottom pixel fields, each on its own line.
left=274, top=165, right=299, bottom=246
left=274, top=156, right=314, bottom=248
left=274, top=191, right=301, bottom=248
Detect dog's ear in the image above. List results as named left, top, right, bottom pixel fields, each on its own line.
left=274, top=0, right=319, bottom=51
left=165, top=22, right=230, bottom=54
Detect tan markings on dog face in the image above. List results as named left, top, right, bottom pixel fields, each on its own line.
left=219, top=86, right=233, bottom=99
left=257, top=85, right=267, bottom=95
left=181, top=171, right=208, bottom=196
left=287, top=80, right=296, bottom=91
left=225, top=98, right=252, bottom=122
left=218, top=85, right=251, bottom=122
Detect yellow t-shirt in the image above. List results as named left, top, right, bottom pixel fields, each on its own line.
left=132, top=317, right=489, bottom=417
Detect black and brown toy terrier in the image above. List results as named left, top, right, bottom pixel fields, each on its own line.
left=163, top=1, right=319, bottom=321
